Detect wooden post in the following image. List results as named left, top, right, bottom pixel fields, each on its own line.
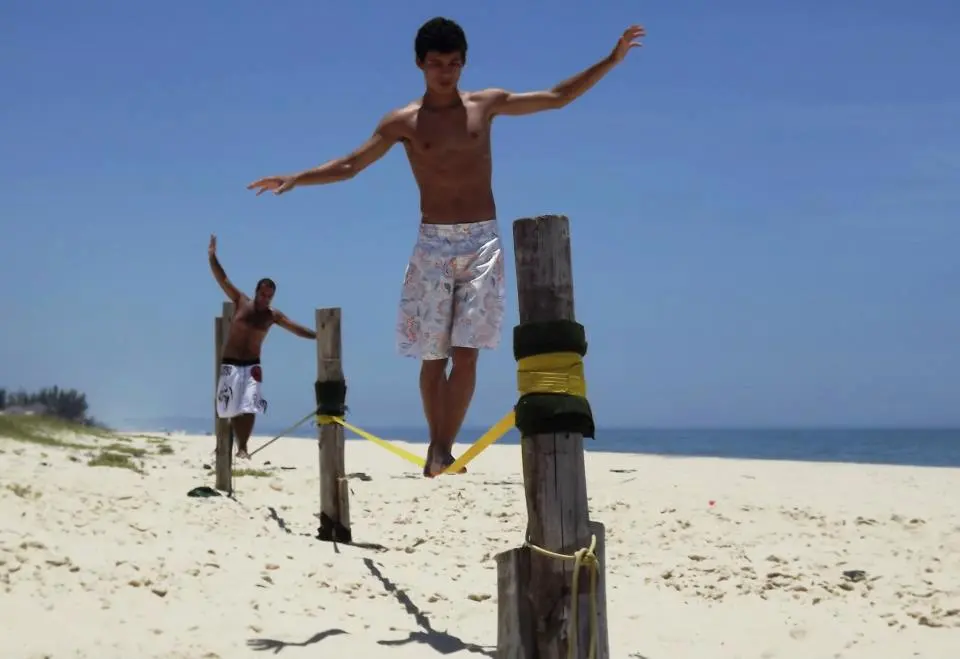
left=214, top=301, right=235, bottom=493
left=214, top=318, right=223, bottom=438
left=316, top=308, right=352, bottom=543
left=495, top=215, right=609, bottom=659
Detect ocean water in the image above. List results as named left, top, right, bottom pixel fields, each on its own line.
left=129, top=417, right=960, bottom=468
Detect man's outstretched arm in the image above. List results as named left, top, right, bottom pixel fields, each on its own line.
left=248, top=111, right=404, bottom=196
left=273, top=310, right=317, bottom=340
left=208, top=234, right=245, bottom=303
left=487, top=25, right=645, bottom=117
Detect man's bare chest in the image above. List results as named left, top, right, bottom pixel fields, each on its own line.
left=406, top=109, right=490, bottom=156
left=235, top=306, right=273, bottom=331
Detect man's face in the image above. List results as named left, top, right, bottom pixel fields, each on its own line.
left=418, top=51, right=463, bottom=93
left=254, top=284, right=275, bottom=309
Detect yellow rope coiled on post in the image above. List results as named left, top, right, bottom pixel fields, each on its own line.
left=516, top=351, right=587, bottom=397
left=525, top=534, right=600, bottom=659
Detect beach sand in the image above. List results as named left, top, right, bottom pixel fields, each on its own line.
left=1, top=424, right=959, bottom=658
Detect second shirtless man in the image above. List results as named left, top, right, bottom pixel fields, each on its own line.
left=209, top=234, right=317, bottom=459
left=247, top=17, right=645, bottom=476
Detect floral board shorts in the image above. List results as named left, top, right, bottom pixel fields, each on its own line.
left=396, top=219, right=506, bottom=360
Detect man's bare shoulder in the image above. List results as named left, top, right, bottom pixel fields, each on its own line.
left=466, top=88, right=510, bottom=105
left=377, top=102, right=421, bottom=138
left=465, top=89, right=511, bottom=120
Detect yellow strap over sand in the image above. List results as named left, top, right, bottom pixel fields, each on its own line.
left=437, top=410, right=516, bottom=475
left=316, top=350, right=586, bottom=475
left=437, top=351, right=587, bottom=474
left=317, top=415, right=426, bottom=468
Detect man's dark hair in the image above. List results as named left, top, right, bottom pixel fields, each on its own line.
left=415, top=17, right=467, bottom=63
left=255, top=278, right=276, bottom=293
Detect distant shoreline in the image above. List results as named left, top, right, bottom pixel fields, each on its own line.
left=111, top=424, right=960, bottom=469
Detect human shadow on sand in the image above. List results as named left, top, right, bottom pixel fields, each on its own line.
left=247, top=628, right=347, bottom=654
left=363, top=557, right=495, bottom=656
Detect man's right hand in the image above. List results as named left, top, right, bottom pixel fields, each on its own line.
left=247, top=175, right=297, bottom=196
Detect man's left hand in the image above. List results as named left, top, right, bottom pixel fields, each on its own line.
left=611, top=25, right=646, bottom=63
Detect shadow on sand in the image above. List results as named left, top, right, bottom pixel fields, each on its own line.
left=363, top=557, right=495, bottom=656
left=247, top=628, right=348, bottom=654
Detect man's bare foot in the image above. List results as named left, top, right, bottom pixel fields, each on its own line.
left=440, top=452, right=467, bottom=475
left=423, top=443, right=442, bottom=478
left=423, top=446, right=467, bottom=477
left=236, top=449, right=251, bottom=460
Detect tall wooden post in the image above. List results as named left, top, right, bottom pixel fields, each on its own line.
left=495, top=215, right=609, bottom=659
left=214, top=318, right=223, bottom=438
left=316, top=308, right=351, bottom=543
left=214, top=301, right=235, bottom=493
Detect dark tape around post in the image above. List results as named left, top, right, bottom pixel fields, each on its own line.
left=314, top=378, right=427, bottom=467
left=513, top=319, right=595, bottom=438
left=315, top=379, right=347, bottom=418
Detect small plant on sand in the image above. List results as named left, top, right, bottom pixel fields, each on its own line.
left=103, top=442, right=148, bottom=458
left=88, top=450, right=144, bottom=474
left=128, top=434, right=168, bottom=443
left=155, top=444, right=174, bottom=455
left=6, top=483, right=41, bottom=499
left=233, top=468, right=270, bottom=478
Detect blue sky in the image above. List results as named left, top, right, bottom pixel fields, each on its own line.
left=2, top=1, right=957, bottom=429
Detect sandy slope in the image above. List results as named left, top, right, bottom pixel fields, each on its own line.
left=1, top=426, right=959, bottom=658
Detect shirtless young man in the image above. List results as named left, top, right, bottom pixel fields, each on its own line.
left=208, top=234, right=318, bottom=459
left=247, top=18, right=645, bottom=476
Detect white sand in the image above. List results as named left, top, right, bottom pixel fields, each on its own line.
left=1, top=426, right=959, bottom=658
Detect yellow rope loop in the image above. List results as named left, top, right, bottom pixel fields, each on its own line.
left=524, top=534, right=600, bottom=659
left=316, top=414, right=339, bottom=425
left=516, top=351, right=587, bottom=397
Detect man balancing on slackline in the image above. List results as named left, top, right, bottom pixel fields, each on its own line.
left=247, top=18, right=646, bottom=476
left=208, top=234, right=317, bottom=459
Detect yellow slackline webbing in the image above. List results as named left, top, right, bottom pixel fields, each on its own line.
left=437, top=351, right=588, bottom=475
left=438, top=409, right=516, bottom=475
left=308, top=352, right=588, bottom=474
left=316, top=415, right=426, bottom=468
left=526, top=534, right=600, bottom=659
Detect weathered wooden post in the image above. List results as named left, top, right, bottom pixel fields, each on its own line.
left=214, top=301, right=235, bottom=493
left=496, top=215, right=609, bottom=659
left=214, top=317, right=223, bottom=438
left=315, top=308, right=352, bottom=543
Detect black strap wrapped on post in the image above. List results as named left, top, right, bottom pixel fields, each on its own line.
left=315, top=379, right=347, bottom=417
left=513, top=319, right=595, bottom=438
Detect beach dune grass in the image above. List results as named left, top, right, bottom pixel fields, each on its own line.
left=87, top=450, right=144, bottom=474
left=102, top=442, right=148, bottom=458
left=0, top=414, right=108, bottom=449
left=1, top=416, right=180, bottom=479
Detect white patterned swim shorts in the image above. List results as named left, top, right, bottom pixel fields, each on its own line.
left=215, top=358, right=268, bottom=418
left=396, top=219, right=506, bottom=361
